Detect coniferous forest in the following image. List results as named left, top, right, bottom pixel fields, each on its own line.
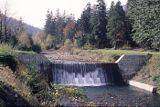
left=43, top=0, right=160, bottom=51
left=0, top=0, right=159, bottom=51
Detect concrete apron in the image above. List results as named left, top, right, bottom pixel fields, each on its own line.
left=128, top=80, right=157, bottom=93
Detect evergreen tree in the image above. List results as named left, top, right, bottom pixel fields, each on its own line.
left=107, top=1, right=126, bottom=49
left=92, top=0, right=108, bottom=48
left=80, top=2, right=92, bottom=34
left=89, top=5, right=98, bottom=46
left=77, top=2, right=92, bottom=46
left=128, top=0, right=160, bottom=49
left=44, top=10, right=53, bottom=35
left=0, top=10, right=2, bottom=42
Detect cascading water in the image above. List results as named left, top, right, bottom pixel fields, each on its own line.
left=52, top=61, right=124, bottom=86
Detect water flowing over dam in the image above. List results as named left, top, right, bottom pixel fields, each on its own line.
left=52, top=61, right=124, bottom=86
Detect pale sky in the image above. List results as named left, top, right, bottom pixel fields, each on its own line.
left=0, top=0, right=127, bottom=29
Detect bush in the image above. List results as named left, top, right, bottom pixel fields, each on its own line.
left=53, top=85, right=82, bottom=98
left=32, top=32, right=56, bottom=50
left=18, top=32, right=32, bottom=51
left=75, top=35, right=87, bottom=47
left=0, top=44, right=18, bottom=56
left=64, top=39, right=74, bottom=51
left=82, top=43, right=95, bottom=50
left=0, top=55, right=17, bottom=71
left=45, top=34, right=56, bottom=49
left=32, top=44, right=42, bottom=53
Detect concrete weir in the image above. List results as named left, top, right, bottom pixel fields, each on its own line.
left=19, top=52, right=157, bottom=93
left=128, top=80, right=157, bottom=93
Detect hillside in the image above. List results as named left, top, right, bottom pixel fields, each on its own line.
left=132, top=54, right=160, bottom=93
left=7, top=17, right=42, bottom=35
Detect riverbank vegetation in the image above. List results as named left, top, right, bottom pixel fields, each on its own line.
left=133, top=54, right=160, bottom=93
left=0, top=45, right=85, bottom=106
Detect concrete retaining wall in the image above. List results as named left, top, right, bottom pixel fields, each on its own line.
left=116, top=55, right=148, bottom=80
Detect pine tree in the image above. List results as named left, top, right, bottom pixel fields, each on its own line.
left=44, top=10, right=53, bottom=35
left=80, top=2, right=92, bottom=34
left=128, top=0, right=160, bottom=49
left=92, top=0, right=108, bottom=48
left=55, top=9, right=66, bottom=44
left=107, top=1, right=126, bottom=49
left=0, top=10, right=2, bottom=42
left=89, top=5, right=98, bottom=46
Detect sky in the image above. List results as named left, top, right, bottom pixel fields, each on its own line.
left=0, top=0, right=127, bottom=29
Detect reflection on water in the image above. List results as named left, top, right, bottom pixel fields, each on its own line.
left=80, top=86, right=160, bottom=106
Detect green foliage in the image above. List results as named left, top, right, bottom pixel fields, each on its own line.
left=0, top=55, right=17, bottom=71
left=0, top=98, right=5, bottom=107
left=32, top=32, right=56, bottom=51
left=0, top=44, right=18, bottom=56
left=45, top=34, right=56, bottom=49
left=0, top=44, right=18, bottom=71
left=107, top=1, right=127, bottom=48
left=27, top=96, right=40, bottom=107
left=75, top=34, right=87, bottom=48
left=52, top=85, right=83, bottom=100
left=44, top=10, right=54, bottom=35
left=44, top=10, right=67, bottom=46
left=80, top=2, right=92, bottom=34
left=64, top=39, right=74, bottom=50
left=32, top=44, right=42, bottom=53
left=91, top=0, right=108, bottom=48
left=16, top=62, right=84, bottom=106
left=128, top=0, right=160, bottom=49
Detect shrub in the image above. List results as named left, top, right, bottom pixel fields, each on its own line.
left=32, top=32, right=56, bottom=50
left=64, top=39, right=74, bottom=51
left=0, top=55, right=17, bottom=72
left=45, top=34, right=56, bottom=49
left=32, top=44, right=42, bottom=53
left=0, top=43, right=18, bottom=56
left=17, top=32, right=32, bottom=51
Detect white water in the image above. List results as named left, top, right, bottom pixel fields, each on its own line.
left=52, top=61, right=116, bottom=86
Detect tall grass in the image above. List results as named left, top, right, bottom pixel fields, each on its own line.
left=0, top=44, right=18, bottom=56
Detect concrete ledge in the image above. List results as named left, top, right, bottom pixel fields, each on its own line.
left=115, top=54, right=125, bottom=63
left=128, top=80, right=157, bottom=93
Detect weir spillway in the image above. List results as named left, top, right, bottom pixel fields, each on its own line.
left=51, top=61, right=124, bottom=86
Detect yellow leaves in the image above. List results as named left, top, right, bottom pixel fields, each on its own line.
left=18, top=32, right=32, bottom=48
left=32, top=32, right=55, bottom=50
left=32, top=31, right=46, bottom=49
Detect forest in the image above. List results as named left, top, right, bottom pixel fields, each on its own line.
left=0, top=0, right=159, bottom=52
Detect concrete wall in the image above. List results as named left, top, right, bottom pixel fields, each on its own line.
left=116, top=55, right=148, bottom=80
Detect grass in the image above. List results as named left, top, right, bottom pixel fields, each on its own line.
left=0, top=67, right=31, bottom=97
left=70, top=48, right=160, bottom=63
left=132, top=54, right=160, bottom=93
left=88, top=48, right=160, bottom=55
left=0, top=44, right=35, bottom=57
